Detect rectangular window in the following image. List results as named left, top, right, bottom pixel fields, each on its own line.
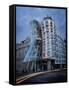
left=50, top=22, right=52, bottom=27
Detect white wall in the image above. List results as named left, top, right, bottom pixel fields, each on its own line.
left=0, top=0, right=69, bottom=89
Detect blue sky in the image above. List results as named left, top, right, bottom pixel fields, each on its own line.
left=16, top=6, right=66, bottom=43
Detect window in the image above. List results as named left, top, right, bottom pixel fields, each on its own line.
left=47, top=47, right=50, bottom=51
left=47, top=41, right=49, bottom=44
left=46, top=21, right=49, bottom=27
left=51, top=35, right=53, bottom=39
left=46, top=21, right=48, bottom=24
left=46, top=30, right=49, bottom=33
left=47, top=36, right=49, bottom=38
left=43, top=32, right=46, bottom=35
left=50, top=21, right=52, bottom=27
left=47, top=51, right=50, bottom=56
left=46, top=24, right=48, bottom=27
left=51, top=28, right=53, bottom=32
left=42, top=26, right=44, bottom=29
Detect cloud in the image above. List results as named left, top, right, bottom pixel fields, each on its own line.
left=16, top=6, right=66, bottom=43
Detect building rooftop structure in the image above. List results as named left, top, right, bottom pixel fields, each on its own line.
left=43, top=16, right=53, bottom=20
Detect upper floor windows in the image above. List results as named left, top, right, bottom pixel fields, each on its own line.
left=45, top=21, right=49, bottom=27
left=50, top=21, right=53, bottom=27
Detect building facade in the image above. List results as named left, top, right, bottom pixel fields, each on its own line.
left=41, top=17, right=56, bottom=59
left=41, top=17, right=56, bottom=70
left=55, top=35, right=66, bottom=68
left=16, top=16, right=66, bottom=75
left=41, top=16, right=66, bottom=70
left=16, top=37, right=31, bottom=74
left=22, top=20, right=42, bottom=72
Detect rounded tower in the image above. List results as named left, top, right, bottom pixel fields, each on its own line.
left=41, top=16, right=56, bottom=60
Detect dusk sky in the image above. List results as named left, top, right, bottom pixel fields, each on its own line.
left=16, top=6, right=66, bottom=43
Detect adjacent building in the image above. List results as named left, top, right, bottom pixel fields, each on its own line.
left=55, top=35, right=66, bottom=68
left=16, top=37, right=31, bottom=74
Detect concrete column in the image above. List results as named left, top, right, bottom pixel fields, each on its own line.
left=35, top=60, right=36, bottom=72
left=60, top=64, right=62, bottom=69
left=42, top=65, right=44, bottom=71
left=47, top=60, right=51, bottom=70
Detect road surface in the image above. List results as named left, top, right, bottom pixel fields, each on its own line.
left=16, top=69, right=67, bottom=85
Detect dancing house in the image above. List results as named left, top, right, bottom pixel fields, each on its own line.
left=16, top=16, right=66, bottom=75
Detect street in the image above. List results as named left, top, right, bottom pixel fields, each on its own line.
left=16, top=69, right=67, bottom=85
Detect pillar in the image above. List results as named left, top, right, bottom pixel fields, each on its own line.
left=47, top=60, right=51, bottom=70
